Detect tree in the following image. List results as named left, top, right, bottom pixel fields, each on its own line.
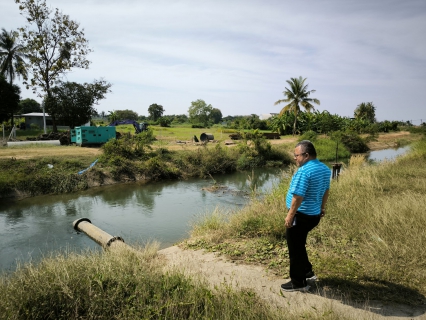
left=0, top=28, right=27, bottom=84
left=148, top=103, right=164, bottom=121
left=354, top=102, right=376, bottom=123
left=274, top=76, right=320, bottom=135
left=188, top=99, right=213, bottom=127
left=19, top=98, right=41, bottom=114
left=16, top=0, right=92, bottom=131
left=108, top=110, right=119, bottom=122
left=0, top=28, right=27, bottom=126
left=116, top=109, right=138, bottom=120
left=46, top=79, right=111, bottom=129
left=210, top=108, right=223, bottom=124
left=0, top=75, right=21, bottom=123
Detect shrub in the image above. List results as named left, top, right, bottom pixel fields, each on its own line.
left=191, top=124, right=205, bottom=128
left=330, top=131, right=369, bottom=153
left=299, top=130, right=318, bottom=142
left=143, top=157, right=180, bottom=180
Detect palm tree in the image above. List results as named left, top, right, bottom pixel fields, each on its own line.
left=0, top=28, right=27, bottom=127
left=274, top=76, right=320, bottom=135
left=0, top=28, right=26, bottom=84
left=354, top=102, right=376, bottom=123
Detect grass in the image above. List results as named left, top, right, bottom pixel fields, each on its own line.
left=184, top=137, right=426, bottom=306
left=0, top=155, right=103, bottom=196
left=0, top=242, right=362, bottom=320
left=0, top=243, right=280, bottom=319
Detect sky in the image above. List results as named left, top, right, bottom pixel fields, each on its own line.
left=2, top=0, right=426, bottom=123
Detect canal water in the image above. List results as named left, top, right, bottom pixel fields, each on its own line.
left=0, top=167, right=286, bottom=273
left=0, top=146, right=410, bottom=273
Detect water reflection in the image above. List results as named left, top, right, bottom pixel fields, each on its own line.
left=367, top=146, right=410, bottom=162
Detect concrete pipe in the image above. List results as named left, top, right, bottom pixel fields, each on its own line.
left=7, top=140, right=61, bottom=147
left=73, top=218, right=131, bottom=251
left=200, top=133, right=214, bottom=142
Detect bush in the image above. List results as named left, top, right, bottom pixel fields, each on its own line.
left=299, top=130, right=318, bottom=142
left=101, top=130, right=154, bottom=160
left=191, top=124, right=206, bottom=129
left=340, top=131, right=369, bottom=153
left=143, top=157, right=180, bottom=180
left=330, top=130, right=369, bottom=153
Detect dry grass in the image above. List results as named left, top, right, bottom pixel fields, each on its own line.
left=185, top=138, right=426, bottom=306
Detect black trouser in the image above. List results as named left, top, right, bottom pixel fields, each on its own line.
left=286, top=212, right=321, bottom=286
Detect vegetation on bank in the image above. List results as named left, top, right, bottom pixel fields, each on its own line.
left=184, top=137, right=426, bottom=306
left=0, top=130, right=293, bottom=198
left=1, top=126, right=423, bottom=198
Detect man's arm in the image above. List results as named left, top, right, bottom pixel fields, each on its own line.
left=285, top=194, right=303, bottom=228
left=320, top=189, right=330, bottom=217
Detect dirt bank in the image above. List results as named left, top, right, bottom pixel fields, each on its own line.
left=159, top=246, right=426, bottom=319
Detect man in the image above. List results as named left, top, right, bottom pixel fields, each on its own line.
left=281, top=140, right=330, bottom=292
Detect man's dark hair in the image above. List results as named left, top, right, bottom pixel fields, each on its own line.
left=296, top=140, right=317, bottom=157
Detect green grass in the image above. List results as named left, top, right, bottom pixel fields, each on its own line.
left=0, top=156, right=102, bottom=196
left=0, top=242, right=364, bottom=320
left=184, top=137, right=426, bottom=306
left=0, top=244, right=283, bottom=320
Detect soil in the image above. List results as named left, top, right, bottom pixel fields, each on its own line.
left=159, top=246, right=426, bottom=319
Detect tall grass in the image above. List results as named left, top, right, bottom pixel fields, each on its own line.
left=186, top=138, right=426, bottom=305
left=0, top=157, right=101, bottom=197
left=0, top=244, right=285, bottom=320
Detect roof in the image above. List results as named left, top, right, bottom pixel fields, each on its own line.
left=22, top=112, right=51, bottom=117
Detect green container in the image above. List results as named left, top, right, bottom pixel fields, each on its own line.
left=70, top=129, right=76, bottom=143
left=75, top=126, right=116, bottom=146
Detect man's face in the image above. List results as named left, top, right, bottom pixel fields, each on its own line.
left=293, top=145, right=309, bottom=167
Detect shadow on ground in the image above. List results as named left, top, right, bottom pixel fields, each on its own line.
left=308, top=277, right=426, bottom=317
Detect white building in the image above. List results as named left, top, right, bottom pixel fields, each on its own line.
left=259, top=113, right=278, bottom=120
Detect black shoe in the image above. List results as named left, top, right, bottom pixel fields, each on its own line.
left=306, top=271, right=317, bottom=281
left=280, top=281, right=310, bottom=292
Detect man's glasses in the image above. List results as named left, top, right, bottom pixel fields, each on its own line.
left=293, top=153, right=307, bottom=158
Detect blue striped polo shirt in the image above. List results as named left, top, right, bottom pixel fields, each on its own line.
left=286, top=159, right=331, bottom=215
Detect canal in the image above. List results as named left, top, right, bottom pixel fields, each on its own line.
left=0, top=146, right=410, bottom=273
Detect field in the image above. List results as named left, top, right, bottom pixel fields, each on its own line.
left=0, top=127, right=417, bottom=160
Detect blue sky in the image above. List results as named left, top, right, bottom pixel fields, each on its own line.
left=2, top=0, right=426, bottom=123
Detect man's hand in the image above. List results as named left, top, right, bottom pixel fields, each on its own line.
left=320, top=209, right=325, bottom=218
left=285, top=214, right=295, bottom=228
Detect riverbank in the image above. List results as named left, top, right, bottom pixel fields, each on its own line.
left=182, top=136, right=426, bottom=315
left=159, top=246, right=425, bottom=319
left=0, top=131, right=420, bottom=201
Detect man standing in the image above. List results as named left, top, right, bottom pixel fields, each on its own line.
left=281, top=140, right=330, bottom=292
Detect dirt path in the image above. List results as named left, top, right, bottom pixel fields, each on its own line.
left=159, top=246, right=426, bottom=319
left=0, top=144, right=102, bottom=159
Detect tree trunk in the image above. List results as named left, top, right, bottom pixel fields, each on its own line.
left=292, top=110, right=298, bottom=136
